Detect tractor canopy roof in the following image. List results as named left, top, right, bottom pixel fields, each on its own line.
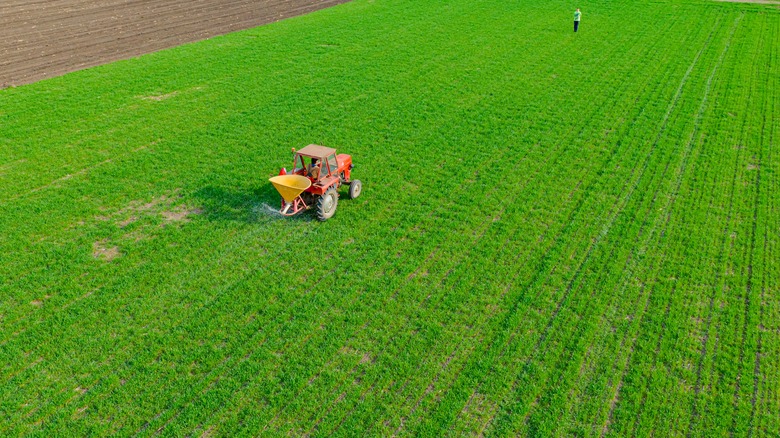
left=296, top=144, right=336, bottom=158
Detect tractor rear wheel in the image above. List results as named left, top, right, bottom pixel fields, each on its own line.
left=348, top=179, right=362, bottom=199
left=316, top=187, right=338, bottom=221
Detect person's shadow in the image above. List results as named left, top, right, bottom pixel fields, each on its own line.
left=193, top=183, right=282, bottom=223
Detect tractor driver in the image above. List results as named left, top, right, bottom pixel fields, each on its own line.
left=307, top=158, right=321, bottom=179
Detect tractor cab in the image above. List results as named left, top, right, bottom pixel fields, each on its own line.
left=291, top=145, right=352, bottom=193
left=292, top=145, right=340, bottom=184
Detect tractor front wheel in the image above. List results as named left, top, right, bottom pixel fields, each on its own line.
left=316, top=187, right=338, bottom=221
left=348, top=180, right=362, bottom=199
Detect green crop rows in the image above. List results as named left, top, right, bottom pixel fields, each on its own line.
left=1, top=0, right=778, bottom=435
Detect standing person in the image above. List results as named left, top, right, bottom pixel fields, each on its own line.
left=574, top=8, right=582, bottom=32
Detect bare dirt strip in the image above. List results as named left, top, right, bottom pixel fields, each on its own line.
left=0, top=0, right=351, bottom=88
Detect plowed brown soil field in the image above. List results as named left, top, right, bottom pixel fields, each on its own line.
left=0, top=0, right=350, bottom=88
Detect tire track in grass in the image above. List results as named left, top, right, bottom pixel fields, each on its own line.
left=432, top=12, right=716, bottom=435
left=686, top=14, right=745, bottom=435
left=578, top=10, right=724, bottom=432
left=698, top=17, right=765, bottom=432
left=588, top=138, right=700, bottom=437
left=589, top=126, right=710, bottom=435
left=0, top=158, right=25, bottom=174
left=640, top=37, right=756, bottom=433
left=601, top=48, right=724, bottom=436
left=747, top=12, right=778, bottom=436
left=750, top=13, right=779, bottom=435
left=616, top=6, right=772, bottom=434
left=648, top=25, right=746, bottom=438
left=599, top=16, right=742, bottom=435
left=728, top=11, right=769, bottom=435
left=618, top=29, right=741, bottom=438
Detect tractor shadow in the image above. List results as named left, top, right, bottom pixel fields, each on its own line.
left=193, top=184, right=309, bottom=223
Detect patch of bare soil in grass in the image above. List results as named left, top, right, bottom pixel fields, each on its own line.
left=161, top=207, right=204, bottom=223
left=93, top=240, right=121, bottom=261
left=101, top=190, right=203, bottom=228
left=139, top=92, right=179, bottom=101
left=457, top=391, right=499, bottom=435
left=117, top=216, right=138, bottom=228
left=90, top=190, right=203, bottom=260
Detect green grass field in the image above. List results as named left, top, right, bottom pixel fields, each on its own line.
left=2, top=0, right=779, bottom=435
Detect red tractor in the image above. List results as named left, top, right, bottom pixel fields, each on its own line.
left=269, top=144, right=361, bottom=221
